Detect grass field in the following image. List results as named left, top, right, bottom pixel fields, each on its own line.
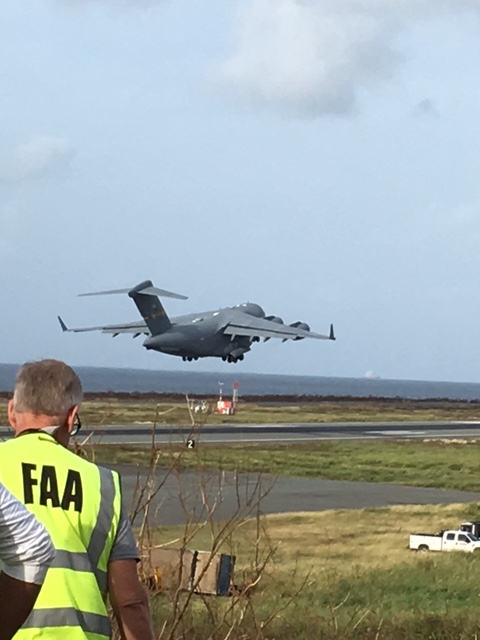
left=4, top=392, right=480, bottom=638
left=97, top=436, right=480, bottom=638
left=88, top=438, right=480, bottom=492
left=73, top=397, right=480, bottom=425
left=2, top=396, right=480, bottom=426
left=145, top=503, right=480, bottom=639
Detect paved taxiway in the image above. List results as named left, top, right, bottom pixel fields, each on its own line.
left=112, top=464, right=480, bottom=526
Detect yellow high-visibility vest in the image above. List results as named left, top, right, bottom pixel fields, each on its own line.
left=0, top=432, right=122, bottom=639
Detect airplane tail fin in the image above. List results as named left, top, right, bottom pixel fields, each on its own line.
left=79, top=280, right=187, bottom=337
left=128, top=280, right=173, bottom=336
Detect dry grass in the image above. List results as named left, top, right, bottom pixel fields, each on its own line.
left=149, top=502, right=480, bottom=579
left=97, top=431, right=480, bottom=639
left=142, top=502, right=480, bottom=638
left=2, top=397, right=480, bottom=426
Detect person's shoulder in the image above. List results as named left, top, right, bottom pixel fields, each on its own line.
left=66, top=451, right=115, bottom=473
left=70, top=455, right=120, bottom=485
left=52, top=444, right=110, bottom=474
left=96, top=462, right=119, bottom=477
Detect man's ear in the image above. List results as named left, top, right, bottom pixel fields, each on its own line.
left=66, top=405, right=79, bottom=433
left=7, top=400, right=16, bottom=429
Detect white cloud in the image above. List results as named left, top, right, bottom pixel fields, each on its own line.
left=219, top=0, right=480, bottom=117
left=0, top=136, right=75, bottom=184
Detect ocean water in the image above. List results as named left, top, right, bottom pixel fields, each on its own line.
left=1, top=363, right=480, bottom=400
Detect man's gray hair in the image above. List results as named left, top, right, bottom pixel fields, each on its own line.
left=13, top=359, right=83, bottom=417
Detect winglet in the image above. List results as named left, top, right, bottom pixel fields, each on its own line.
left=329, top=324, right=335, bottom=341
left=58, top=316, right=69, bottom=332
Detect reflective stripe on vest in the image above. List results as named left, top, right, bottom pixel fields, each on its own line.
left=49, top=466, right=116, bottom=593
left=22, top=608, right=110, bottom=637
left=88, top=465, right=115, bottom=591
left=51, top=551, right=107, bottom=594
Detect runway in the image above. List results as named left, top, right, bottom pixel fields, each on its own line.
left=3, top=420, right=480, bottom=446
left=63, top=420, right=480, bottom=446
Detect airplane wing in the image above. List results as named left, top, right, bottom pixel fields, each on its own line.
left=58, top=317, right=149, bottom=336
left=221, top=313, right=335, bottom=341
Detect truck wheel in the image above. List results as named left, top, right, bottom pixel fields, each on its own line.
left=417, top=545, right=429, bottom=553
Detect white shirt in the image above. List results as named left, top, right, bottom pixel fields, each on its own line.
left=0, top=482, right=55, bottom=584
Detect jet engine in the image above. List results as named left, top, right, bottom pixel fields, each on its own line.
left=263, top=315, right=284, bottom=342
left=289, top=321, right=310, bottom=340
left=265, top=315, right=284, bottom=325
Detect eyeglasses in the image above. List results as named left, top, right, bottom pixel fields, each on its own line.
left=71, top=413, right=82, bottom=437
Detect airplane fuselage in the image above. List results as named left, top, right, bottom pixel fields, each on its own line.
left=59, top=280, right=334, bottom=364
left=143, top=304, right=263, bottom=362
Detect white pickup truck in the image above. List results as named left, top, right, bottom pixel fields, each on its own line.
left=409, top=529, right=480, bottom=552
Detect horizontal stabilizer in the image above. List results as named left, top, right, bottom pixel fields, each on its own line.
left=78, top=282, right=188, bottom=300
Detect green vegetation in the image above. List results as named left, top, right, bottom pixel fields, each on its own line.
left=96, top=436, right=480, bottom=637
left=2, top=396, right=480, bottom=426
left=145, top=504, right=480, bottom=639
left=89, top=438, right=480, bottom=492
left=4, top=390, right=480, bottom=638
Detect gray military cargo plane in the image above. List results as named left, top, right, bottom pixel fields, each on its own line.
left=58, top=280, right=335, bottom=363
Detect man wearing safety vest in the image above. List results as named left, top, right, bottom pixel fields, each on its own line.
left=0, top=359, right=155, bottom=640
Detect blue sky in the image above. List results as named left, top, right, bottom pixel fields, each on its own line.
left=1, top=0, right=480, bottom=382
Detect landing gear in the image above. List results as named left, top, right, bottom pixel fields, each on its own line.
left=225, top=354, right=244, bottom=364
left=182, top=356, right=199, bottom=362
